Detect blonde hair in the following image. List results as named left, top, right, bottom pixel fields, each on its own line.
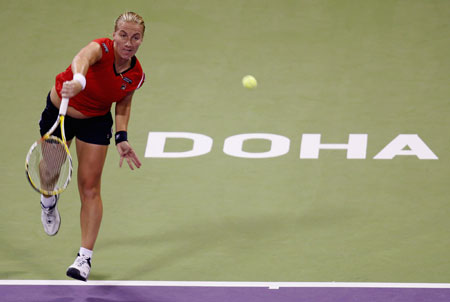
left=114, top=12, right=145, bottom=35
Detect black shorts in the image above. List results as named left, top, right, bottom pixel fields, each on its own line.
left=39, top=93, right=113, bottom=145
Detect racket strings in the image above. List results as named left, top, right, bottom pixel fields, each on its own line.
left=27, top=137, right=71, bottom=193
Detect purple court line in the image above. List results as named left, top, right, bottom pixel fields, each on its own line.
left=1, top=281, right=450, bottom=302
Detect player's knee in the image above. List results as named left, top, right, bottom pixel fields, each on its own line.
left=78, top=182, right=101, bottom=202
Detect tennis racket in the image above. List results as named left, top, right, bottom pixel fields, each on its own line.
left=25, top=98, right=72, bottom=195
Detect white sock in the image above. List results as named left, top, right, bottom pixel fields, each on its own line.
left=79, top=247, right=93, bottom=259
left=41, top=195, right=56, bottom=208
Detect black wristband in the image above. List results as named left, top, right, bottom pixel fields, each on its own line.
left=115, top=131, right=128, bottom=145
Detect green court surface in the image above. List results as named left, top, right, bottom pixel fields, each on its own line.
left=0, top=0, right=449, bottom=283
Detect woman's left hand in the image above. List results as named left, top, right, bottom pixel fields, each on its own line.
left=116, top=141, right=142, bottom=170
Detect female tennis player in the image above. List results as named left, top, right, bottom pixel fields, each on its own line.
left=38, top=12, right=145, bottom=281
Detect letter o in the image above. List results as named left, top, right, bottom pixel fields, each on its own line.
left=223, top=133, right=290, bottom=158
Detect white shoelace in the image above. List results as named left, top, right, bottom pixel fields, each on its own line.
left=75, top=255, right=91, bottom=267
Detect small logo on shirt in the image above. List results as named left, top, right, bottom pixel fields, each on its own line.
left=120, top=76, right=132, bottom=90
left=101, top=43, right=109, bottom=53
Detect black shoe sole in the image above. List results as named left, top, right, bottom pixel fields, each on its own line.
left=66, top=268, right=87, bottom=282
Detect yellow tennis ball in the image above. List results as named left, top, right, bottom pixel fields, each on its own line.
left=242, top=75, right=257, bottom=89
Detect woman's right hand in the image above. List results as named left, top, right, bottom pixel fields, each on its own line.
left=61, top=80, right=83, bottom=99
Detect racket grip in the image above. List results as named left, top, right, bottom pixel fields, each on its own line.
left=59, top=98, right=69, bottom=116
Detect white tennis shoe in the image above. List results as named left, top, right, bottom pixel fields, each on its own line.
left=40, top=195, right=60, bottom=236
left=66, top=254, right=91, bottom=282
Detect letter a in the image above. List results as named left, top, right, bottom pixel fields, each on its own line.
left=374, top=134, right=438, bottom=160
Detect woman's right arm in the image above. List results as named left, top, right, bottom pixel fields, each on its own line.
left=60, top=42, right=102, bottom=99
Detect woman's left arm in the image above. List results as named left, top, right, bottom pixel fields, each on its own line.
left=115, top=91, right=142, bottom=170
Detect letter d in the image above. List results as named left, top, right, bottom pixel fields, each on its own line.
left=145, top=132, right=213, bottom=158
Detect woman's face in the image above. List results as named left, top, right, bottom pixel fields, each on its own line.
left=113, top=21, right=144, bottom=61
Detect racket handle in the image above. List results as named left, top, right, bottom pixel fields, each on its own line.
left=59, top=98, right=69, bottom=116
